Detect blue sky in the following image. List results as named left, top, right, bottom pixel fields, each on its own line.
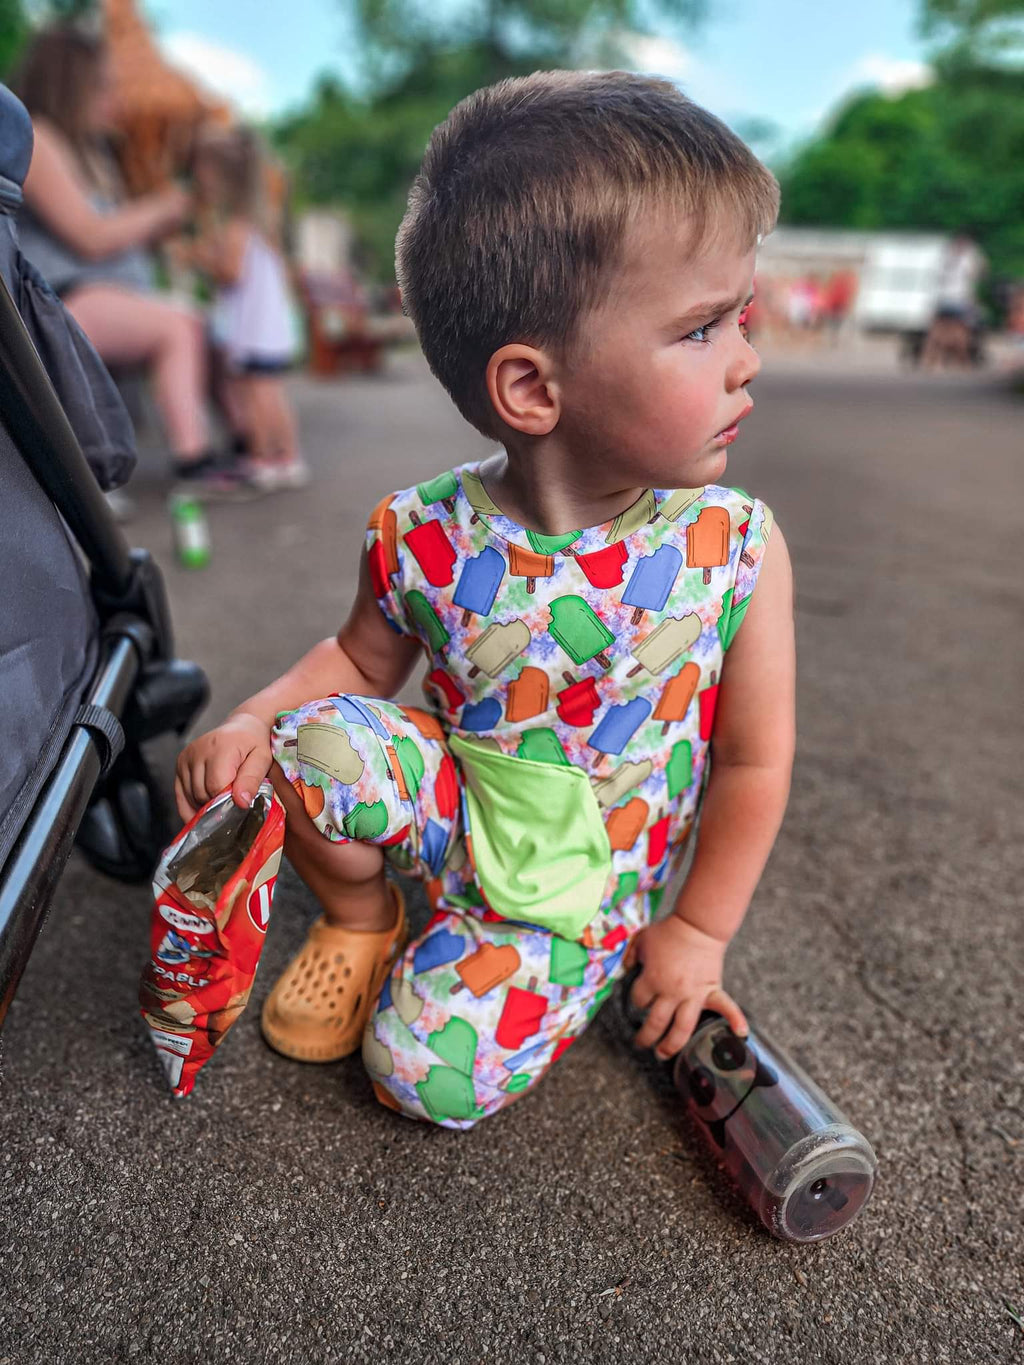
left=146, top=0, right=934, bottom=157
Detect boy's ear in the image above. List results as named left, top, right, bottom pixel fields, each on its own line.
left=486, top=344, right=560, bottom=436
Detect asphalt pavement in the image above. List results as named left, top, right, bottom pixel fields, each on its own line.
left=1, top=343, right=1022, bottom=1364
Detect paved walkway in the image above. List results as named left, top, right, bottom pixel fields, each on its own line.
left=2, top=349, right=1021, bottom=1363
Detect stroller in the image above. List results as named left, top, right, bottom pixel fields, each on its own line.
left=0, top=85, right=207, bottom=1027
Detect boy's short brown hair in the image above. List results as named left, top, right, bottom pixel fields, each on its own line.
left=397, top=69, right=780, bottom=436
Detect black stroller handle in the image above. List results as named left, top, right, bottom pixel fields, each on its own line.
left=0, top=268, right=134, bottom=601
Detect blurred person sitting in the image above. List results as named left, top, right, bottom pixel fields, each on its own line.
left=922, top=233, right=987, bottom=370
left=821, top=268, right=858, bottom=347
left=11, top=25, right=248, bottom=494
left=186, top=126, right=306, bottom=491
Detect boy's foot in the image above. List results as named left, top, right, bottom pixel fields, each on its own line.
left=171, top=452, right=265, bottom=502
left=260, top=883, right=407, bottom=1063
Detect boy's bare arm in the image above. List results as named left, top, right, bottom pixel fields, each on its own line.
left=629, top=526, right=795, bottom=1057
left=671, top=524, right=796, bottom=942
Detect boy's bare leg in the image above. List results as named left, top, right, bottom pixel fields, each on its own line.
left=269, top=764, right=397, bottom=933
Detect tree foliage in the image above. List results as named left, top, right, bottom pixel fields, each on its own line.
left=780, top=2, right=1024, bottom=284
left=274, top=0, right=707, bottom=276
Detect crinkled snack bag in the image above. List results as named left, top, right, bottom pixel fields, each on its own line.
left=140, top=781, right=286, bottom=1096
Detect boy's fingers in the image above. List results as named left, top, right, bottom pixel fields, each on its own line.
left=173, top=776, right=195, bottom=824
left=233, top=748, right=271, bottom=807
left=656, top=1000, right=702, bottom=1061
left=707, top=988, right=748, bottom=1038
left=634, top=997, right=674, bottom=1051
left=191, top=759, right=208, bottom=807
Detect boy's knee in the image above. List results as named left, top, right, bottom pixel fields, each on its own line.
left=362, top=1019, right=487, bottom=1131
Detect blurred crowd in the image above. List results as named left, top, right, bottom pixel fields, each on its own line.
left=7, top=23, right=410, bottom=503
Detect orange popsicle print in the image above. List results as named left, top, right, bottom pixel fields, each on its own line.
left=506, top=666, right=550, bottom=722
left=400, top=706, right=446, bottom=741
left=686, top=506, right=730, bottom=584
left=450, top=943, right=522, bottom=997
left=507, top=543, right=555, bottom=593
left=385, top=743, right=410, bottom=801
left=605, top=796, right=649, bottom=851
left=653, top=661, right=700, bottom=734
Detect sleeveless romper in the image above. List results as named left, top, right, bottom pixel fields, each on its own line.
left=272, top=464, right=772, bottom=1129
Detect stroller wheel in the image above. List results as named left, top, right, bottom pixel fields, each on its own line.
left=75, top=742, right=175, bottom=883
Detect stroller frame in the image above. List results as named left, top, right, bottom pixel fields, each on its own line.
left=0, top=253, right=206, bottom=1028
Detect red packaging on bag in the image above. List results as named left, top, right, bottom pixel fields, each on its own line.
left=139, top=781, right=285, bottom=1097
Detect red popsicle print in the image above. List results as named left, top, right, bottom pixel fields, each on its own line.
left=556, top=671, right=601, bottom=726
left=434, top=753, right=458, bottom=820
left=495, top=976, right=547, bottom=1050
left=699, top=669, right=719, bottom=741
left=647, top=810, right=670, bottom=867
left=403, top=511, right=457, bottom=587
left=367, top=540, right=391, bottom=599
left=575, top=542, right=628, bottom=589
left=426, top=667, right=464, bottom=713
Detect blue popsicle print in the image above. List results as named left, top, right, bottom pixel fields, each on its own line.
left=503, top=1039, right=549, bottom=1072
left=621, top=544, right=682, bottom=623
left=377, top=976, right=393, bottom=1012
left=461, top=697, right=502, bottom=731
left=413, top=928, right=465, bottom=974
left=601, top=941, right=629, bottom=979
left=588, top=697, right=652, bottom=755
left=328, top=696, right=390, bottom=739
left=420, top=817, right=449, bottom=875
left=453, top=546, right=506, bottom=624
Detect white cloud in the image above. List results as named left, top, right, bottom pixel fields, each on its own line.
left=845, top=54, right=934, bottom=95
left=618, top=32, right=695, bottom=83
left=159, top=32, right=273, bottom=118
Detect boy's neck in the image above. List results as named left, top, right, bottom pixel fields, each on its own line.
left=478, top=440, right=646, bottom=537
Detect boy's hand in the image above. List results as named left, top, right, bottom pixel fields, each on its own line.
left=624, top=916, right=748, bottom=1061
left=174, top=712, right=273, bottom=822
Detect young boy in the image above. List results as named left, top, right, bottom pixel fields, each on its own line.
left=175, top=71, right=795, bottom=1130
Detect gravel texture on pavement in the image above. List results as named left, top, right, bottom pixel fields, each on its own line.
left=2, top=348, right=1022, bottom=1364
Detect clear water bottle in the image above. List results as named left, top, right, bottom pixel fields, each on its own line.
left=618, top=968, right=877, bottom=1242
left=169, top=492, right=210, bottom=569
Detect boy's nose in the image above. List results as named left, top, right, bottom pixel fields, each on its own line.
left=727, top=336, right=760, bottom=391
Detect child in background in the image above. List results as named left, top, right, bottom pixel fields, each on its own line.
left=191, top=127, right=307, bottom=490
left=175, top=72, right=796, bottom=1130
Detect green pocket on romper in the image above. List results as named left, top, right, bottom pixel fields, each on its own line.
left=449, top=734, right=612, bottom=941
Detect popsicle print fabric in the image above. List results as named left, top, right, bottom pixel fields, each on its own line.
left=367, top=464, right=773, bottom=925
left=364, top=905, right=637, bottom=1130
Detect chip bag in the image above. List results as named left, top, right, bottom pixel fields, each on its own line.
left=139, top=781, right=286, bottom=1097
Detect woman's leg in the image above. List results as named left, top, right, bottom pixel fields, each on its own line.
left=245, top=376, right=300, bottom=467
left=64, top=284, right=209, bottom=460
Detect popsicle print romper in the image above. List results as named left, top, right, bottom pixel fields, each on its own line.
left=271, top=464, right=772, bottom=1130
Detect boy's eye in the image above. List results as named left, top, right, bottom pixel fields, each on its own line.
left=683, top=318, right=719, bottom=344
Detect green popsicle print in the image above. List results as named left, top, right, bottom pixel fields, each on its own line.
left=416, top=1065, right=485, bottom=1123
left=517, top=728, right=571, bottom=766
left=547, top=595, right=614, bottom=668
left=550, top=937, right=589, bottom=987
left=526, top=528, right=582, bottom=554
left=504, top=1072, right=532, bottom=1093
left=717, top=587, right=752, bottom=651
left=406, top=589, right=450, bottom=654
left=612, top=871, right=639, bottom=905
left=342, top=799, right=389, bottom=840
left=417, top=470, right=459, bottom=511
left=666, top=740, right=693, bottom=799
left=394, top=735, right=425, bottom=800
left=428, top=1017, right=478, bottom=1072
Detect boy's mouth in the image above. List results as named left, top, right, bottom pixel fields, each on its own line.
left=712, top=403, right=753, bottom=446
